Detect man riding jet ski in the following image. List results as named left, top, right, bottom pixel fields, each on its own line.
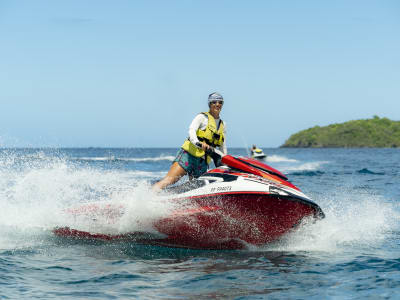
left=54, top=148, right=325, bottom=250
left=153, top=92, right=227, bottom=191
left=251, top=145, right=267, bottom=160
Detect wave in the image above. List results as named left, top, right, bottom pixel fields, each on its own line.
left=266, top=155, right=298, bottom=163
left=0, top=151, right=170, bottom=249
left=259, top=189, right=400, bottom=254
left=280, top=161, right=329, bottom=173
left=289, top=170, right=325, bottom=176
left=71, top=155, right=175, bottom=162
left=357, top=168, right=385, bottom=175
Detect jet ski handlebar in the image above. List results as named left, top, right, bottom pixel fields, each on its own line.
left=195, top=143, right=224, bottom=166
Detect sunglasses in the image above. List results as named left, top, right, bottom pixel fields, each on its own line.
left=210, top=100, right=224, bottom=105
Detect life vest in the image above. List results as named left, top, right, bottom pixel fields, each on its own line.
left=253, top=148, right=263, bottom=154
left=181, top=112, right=225, bottom=164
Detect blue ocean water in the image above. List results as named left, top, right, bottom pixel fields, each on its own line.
left=0, top=148, right=399, bottom=299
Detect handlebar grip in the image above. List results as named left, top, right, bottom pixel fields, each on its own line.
left=196, top=142, right=214, bottom=154
left=194, top=142, right=223, bottom=166
left=205, top=147, right=215, bottom=155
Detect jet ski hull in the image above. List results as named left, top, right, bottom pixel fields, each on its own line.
left=251, top=153, right=266, bottom=159
left=153, top=192, right=323, bottom=249
left=53, top=192, right=323, bottom=250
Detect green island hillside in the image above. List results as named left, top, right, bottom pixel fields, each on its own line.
left=281, top=116, right=400, bottom=148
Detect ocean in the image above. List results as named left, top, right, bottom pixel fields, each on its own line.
left=0, top=147, right=399, bottom=299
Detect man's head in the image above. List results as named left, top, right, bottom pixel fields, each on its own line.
left=208, top=92, right=224, bottom=107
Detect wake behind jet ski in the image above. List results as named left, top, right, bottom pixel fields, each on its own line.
left=54, top=149, right=324, bottom=250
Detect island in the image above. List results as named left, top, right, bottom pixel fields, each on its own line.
left=281, top=116, right=400, bottom=148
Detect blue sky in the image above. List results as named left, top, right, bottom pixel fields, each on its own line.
left=1, top=0, right=399, bottom=148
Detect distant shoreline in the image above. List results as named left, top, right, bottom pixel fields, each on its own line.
left=281, top=116, right=400, bottom=148
left=1, top=146, right=399, bottom=150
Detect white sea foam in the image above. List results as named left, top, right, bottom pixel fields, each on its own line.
left=73, top=155, right=175, bottom=162
left=0, top=152, right=170, bottom=249
left=127, top=156, right=175, bottom=162
left=261, top=192, right=399, bottom=254
left=279, top=161, right=329, bottom=172
left=266, top=155, right=298, bottom=163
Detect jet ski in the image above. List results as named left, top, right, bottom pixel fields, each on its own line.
left=251, top=147, right=267, bottom=159
left=54, top=149, right=324, bottom=250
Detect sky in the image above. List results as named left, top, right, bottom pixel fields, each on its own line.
left=0, top=0, right=399, bottom=148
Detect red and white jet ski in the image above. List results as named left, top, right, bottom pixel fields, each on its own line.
left=54, top=149, right=324, bottom=250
